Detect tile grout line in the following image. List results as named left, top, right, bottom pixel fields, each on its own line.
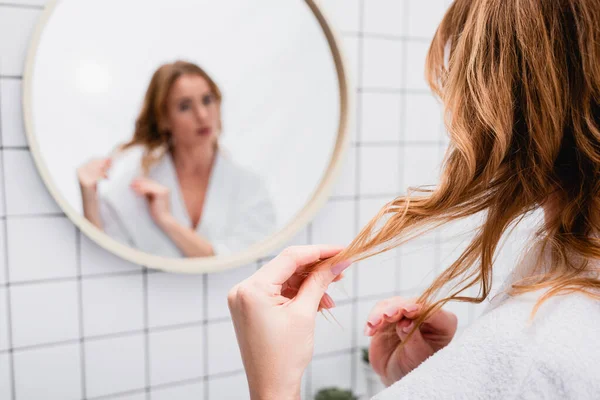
left=305, top=222, right=313, bottom=398
left=397, top=0, right=412, bottom=295
left=75, top=230, right=88, bottom=399
left=0, top=3, right=43, bottom=10
left=0, top=68, right=17, bottom=400
left=350, top=0, right=366, bottom=393
left=202, top=271, right=210, bottom=400
left=142, top=267, right=151, bottom=400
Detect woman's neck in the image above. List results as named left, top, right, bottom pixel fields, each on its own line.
left=171, top=142, right=217, bottom=177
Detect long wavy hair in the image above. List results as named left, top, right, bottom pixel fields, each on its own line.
left=309, top=0, right=600, bottom=341
left=119, top=60, right=222, bottom=174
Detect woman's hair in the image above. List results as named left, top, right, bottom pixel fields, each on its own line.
left=119, top=60, right=222, bottom=174
left=310, top=0, right=600, bottom=340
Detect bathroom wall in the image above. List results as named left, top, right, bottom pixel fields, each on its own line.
left=0, top=1, right=537, bottom=399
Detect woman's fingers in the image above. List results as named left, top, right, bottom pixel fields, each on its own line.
left=253, top=245, right=344, bottom=286
left=365, top=297, right=419, bottom=332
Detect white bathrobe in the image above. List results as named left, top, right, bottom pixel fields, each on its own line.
left=373, top=240, right=600, bottom=399
left=97, top=146, right=276, bottom=257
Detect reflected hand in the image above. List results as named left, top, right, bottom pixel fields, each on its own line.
left=365, top=297, right=457, bottom=386
left=130, top=177, right=172, bottom=224
left=77, top=158, right=111, bottom=192
left=228, top=245, right=351, bottom=399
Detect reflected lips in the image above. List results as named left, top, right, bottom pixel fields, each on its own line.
left=197, top=127, right=211, bottom=136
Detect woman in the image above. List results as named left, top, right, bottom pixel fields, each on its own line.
left=77, top=61, right=276, bottom=258
left=228, top=0, right=600, bottom=398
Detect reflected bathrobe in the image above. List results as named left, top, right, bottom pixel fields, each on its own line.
left=97, top=146, right=276, bottom=257
left=372, top=240, right=600, bottom=399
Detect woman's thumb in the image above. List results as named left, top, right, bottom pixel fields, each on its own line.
left=296, top=261, right=351, bottom=310
left=396, top=319, right=432, bottom=356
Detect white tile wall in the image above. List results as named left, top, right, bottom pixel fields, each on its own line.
left=84, top=335, right=146, bottom=398
left=0, top=1, right=526, bottom=399
left=0, top=79, right=26, bottom=147
left=0, top=353, right=11, bottom=400
left=362, top=38, right=404, bottom=90
left=149, top=326, right=204, bottom=386
left=360, top=93, right=402, bottom=143
left=13, top=343, right=82, bottom=400
left=10, top=280, right=79, bottom=347
left=151, top=382, right=204, bottom=400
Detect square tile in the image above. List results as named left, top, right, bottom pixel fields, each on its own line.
left=151, top=381, right=204, bottom=400
left=0, top=79, right=27, bottom=147
left=402, top=144, right=442, bottom=192
left=407, top=0, right=449, bottom=39
left=80, top=233, right=141, bottom=276
left=356, top=296, right=387, bottom=348
left=362, top=39, right=404, bottom=90
left=356, top=249, right=397, bottom=298
left=360, top=93, right=402, bottom=143
left=314, top=303, right=353, bottom=356
left=311, top=199, right=356, bottom=246
left=0, top=288, right=9, bottom=351
left=358, top=197, right=394, bottom=230
left=398, top=240, right=438, bottom=292
left=0, top=353, right=11, bottom=400
left=364, top=0, right=406, bottom=36
left=341, top=36, right=359, bottom=97
left=405, top=41, right=431, bottom=90
left=4, top=150, right=61, bottom=215
left=7, top=216, right=77, bottom=282
left=360, top=146, right=400, bottom=195
left=311, top=353, right=353, bottom=398
left=331, top=146, right=356, bottom=198
left=147, top=272, right=204, bottom=328
left=318, top=0, right=361, bottom=33
left=207, top=320, right=243, bottom=375
left=0, top=7, right=41, bottom=76
left=206, top=262, right=256, bottom=320
left=85, top=335, right=146, bottom=398
left=103, top=393, right=146, bottom=400
left=149, top=326, right=204, bottom=386
left=268, top=225, right=311, bottom=258
left=0, top=153, right=5, bottom=218
left=404, top=93, right=444, bottom=142
left=208, top=372, right=249, bottom=400
left=10, top=281, right=79, bottom=348
left=82, top=274, right=144, bottom=337
left=13, top=343, right=82, bottom=400
left=0, top=220, right=6, bottom=284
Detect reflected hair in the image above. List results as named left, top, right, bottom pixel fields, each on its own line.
left=309, top=0, right=600, bottom=341
left=119, top=60, right=222, bottom=174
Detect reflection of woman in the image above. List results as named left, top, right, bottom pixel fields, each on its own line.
left=78, top=61, right=276, bottom=257
left=228, top=0, right=600, bottom=399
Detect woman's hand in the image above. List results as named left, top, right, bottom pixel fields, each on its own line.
left=77, top=158, right=111, bottom=193
left=130, top=177, right=172, bottom=225
left=365, top=296, right=457, bottom=386
left=228, top=245, right=351, bottom=400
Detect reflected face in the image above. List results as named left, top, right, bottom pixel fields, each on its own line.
left=165, top=74, right=221, bottom=147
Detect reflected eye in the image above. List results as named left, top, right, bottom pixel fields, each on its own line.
left=179, top=102, right=191, bottom=111
left=202, top=95, right=214, bottom=106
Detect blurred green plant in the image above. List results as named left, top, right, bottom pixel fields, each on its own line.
left=314, top=387, right=358, bottom=400
left=361, top=347, right=369, bottom=364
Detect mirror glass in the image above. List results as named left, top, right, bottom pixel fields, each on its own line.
left=25, top=0, right=347, bottom=268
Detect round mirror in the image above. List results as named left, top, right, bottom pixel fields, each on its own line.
left=23, top=0, right=350, bottom=273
